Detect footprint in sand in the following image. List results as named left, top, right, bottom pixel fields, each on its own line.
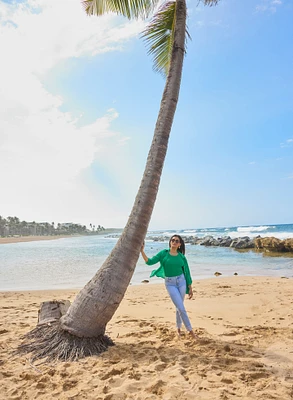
left=19, top=323, right=30, bottom=327
left=100, top=367, right=127, bottom=381
left=221, top=378, right=233, bottom=384
left=154, top=362, right=167, bottom=372
left=62, top=380, right=78, bottom=391
left=36, top=382, right=47, bottom=389
left=20, top=372, right=36, bottom=380
left=146, top=379, right=166, bottom=396
left=127, top=370, right=142, bottom=380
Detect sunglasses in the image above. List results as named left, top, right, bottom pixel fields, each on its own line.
left=171, top=238, right=180, bottom=243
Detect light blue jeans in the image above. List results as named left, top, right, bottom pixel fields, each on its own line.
left=165, top=273, right=192, bottom=332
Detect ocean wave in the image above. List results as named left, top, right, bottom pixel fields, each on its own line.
left=228, top=230, right=292, bottom=239
left=147, top=225, right=292, bottom=240
left=237, top=226, right=273, bottom=232
left=162, top=231, right=177, bottom=236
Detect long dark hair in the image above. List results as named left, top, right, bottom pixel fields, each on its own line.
left=169, top=234, right=185, bottom=255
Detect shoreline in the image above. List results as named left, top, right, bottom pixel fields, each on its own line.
left=0, top=230, right=119, bottom=245
left=0, top=274, right=291, bottom=294
left=0, top=235, right=78, bottom=245
left=1, top=276, right=293, bottom=399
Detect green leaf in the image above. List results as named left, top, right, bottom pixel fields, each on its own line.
left=142, top=1, right=189, bottom=76
left=82, top=0, right=159, bottom=19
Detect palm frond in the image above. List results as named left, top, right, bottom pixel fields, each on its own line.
left=142, top=1, right=189, bottom=76
left=201, top=0, right=219, bottom=5
left=82, top=0, right=159, bottom=19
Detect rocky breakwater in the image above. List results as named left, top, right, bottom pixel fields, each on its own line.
left=254, top=237, right=293, bottom=253
left=147, top=235, right=293, bottom=256
left=197, top=235, right=293, bottom=255
left=148, top=234, right=255, bottom=249
left=193, top=235, right=255, bottom=249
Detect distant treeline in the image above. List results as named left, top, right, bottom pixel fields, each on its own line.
left=0, top=215, right=105, bottom=237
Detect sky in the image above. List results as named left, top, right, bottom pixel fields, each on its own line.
left=0, top=0, right=292, bottom=230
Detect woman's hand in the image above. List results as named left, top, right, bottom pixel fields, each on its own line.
left=140, top=241, right=149, bottom=262
left=188, top=286, right=193, bottom=299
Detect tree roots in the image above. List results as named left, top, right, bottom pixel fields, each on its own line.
left=16, top=323, right=115, bottom=363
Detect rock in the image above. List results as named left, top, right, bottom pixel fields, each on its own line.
left=218, top=236, right=232, bottom=247
left=141, top=280, right=149, bottom=284
left=235, top=239, right=254, bottom=249
left=230, top=238, right=255, bottom=249
left=234, top=273, right=238, bottom=276
left=284, top=238, right=293, bottom=252
left=199, top=236, right=215, bottom=246
left=214, top=272, right=222, bottom=276
left=254, top=237, right=293, bottom=252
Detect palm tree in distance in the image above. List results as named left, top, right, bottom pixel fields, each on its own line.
left=18, top=0, right=219, bottom=361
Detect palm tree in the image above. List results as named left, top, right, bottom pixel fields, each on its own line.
left=18, top=0, right=218, bottom=362
left=0, top=216, right=6, bottom=237
left=20, top=220, right=28, bottom=236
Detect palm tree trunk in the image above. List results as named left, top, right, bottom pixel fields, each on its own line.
left=17, top=0, right=188, bottom=362
left=60, top=0, right=187, bottom=338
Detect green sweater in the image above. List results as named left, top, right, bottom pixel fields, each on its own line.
left=146, top=249, right=192, bottom=294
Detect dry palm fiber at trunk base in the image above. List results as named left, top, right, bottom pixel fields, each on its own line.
left=16, top=300, right=114, bottom=362
left=17, top=323, right=114, bottom=362
left=37, top=299, right=71, bottom=326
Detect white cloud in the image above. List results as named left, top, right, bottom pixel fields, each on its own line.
left=280, top=138, right=293, bottom=148
left=0, top=103, right=136, bottom=225
left=117, top=137, right=131, bottom=146
left=0, top=0, right=144, bottom=74
left=0, top=0, right=145, bottom=226
left=285, top=173, right=293, bottom=180
left=248, top=161, right=256, bottom=165
left=195, top=20, right=205, bottom=28
left=255, top=0, right=282, bottom=14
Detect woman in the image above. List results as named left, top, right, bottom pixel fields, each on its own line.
left=141, top=235, right=197, bottom=339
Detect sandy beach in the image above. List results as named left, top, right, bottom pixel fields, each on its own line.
left=0, top=236, right=78, bottom=245
left=1, top=276, right=293, bottom=399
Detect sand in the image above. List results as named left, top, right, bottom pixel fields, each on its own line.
left=1, top=276, right=293, bottom=399
left=0, top=236, right=75, bottom=245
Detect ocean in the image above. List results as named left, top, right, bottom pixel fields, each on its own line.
left=147, top=223, right=293, bottom=240
left=0, top=223, right=292, bottom=291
